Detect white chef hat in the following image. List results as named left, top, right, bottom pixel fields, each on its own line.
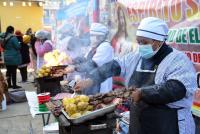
left=136, top=17, right=168, bottom=41
left=90, top=23, right=109, bottom=36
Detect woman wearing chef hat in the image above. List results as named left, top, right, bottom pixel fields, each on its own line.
left=65, top=23, right=114, bottom=95
left=73, top=17, right=197, bottom=134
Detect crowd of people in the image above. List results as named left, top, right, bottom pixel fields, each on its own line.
left=0, top=26, right=54, bottom=89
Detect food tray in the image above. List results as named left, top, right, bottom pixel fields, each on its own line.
left=62, top=104, right=116, bottom=124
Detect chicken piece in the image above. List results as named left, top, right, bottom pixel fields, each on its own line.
left=95, top=103, right=107, bottom=110
left=89, top=100, right=101, bottom=106
left=103, top=96, right=115, bottom=104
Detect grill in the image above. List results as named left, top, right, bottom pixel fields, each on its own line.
left=35, top=76, right=63, bottom=96
left=59, top=112, right=118, bottom=134
left=35, top=65, right=68, bottom=96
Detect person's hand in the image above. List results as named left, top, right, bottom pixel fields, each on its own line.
left=64, top=65, right=75, bottom=74
left=74, top=78, right=93, bottom=92
left=131, top=88, right=142, bottom=103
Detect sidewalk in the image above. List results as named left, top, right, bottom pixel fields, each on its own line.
left=0, top=69, right=55, bottom=134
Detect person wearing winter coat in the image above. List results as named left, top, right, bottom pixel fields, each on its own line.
left=16, top=33, right=31, bottom=82
left=34, top=30, right=53, bottom=70
left=3, top=26, right=21, bottom=89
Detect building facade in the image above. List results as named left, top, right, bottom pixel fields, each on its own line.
left=0, top=0, right=44, bottom=33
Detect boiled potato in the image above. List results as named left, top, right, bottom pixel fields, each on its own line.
left=44, top=73, right=49, bottom=77
left=74, top=95, right=81, bottom=104
left=38, top=73, right=43, bottom=78
left=39, top=69, right=45, bottom=74
left=65, top=103, right=77, bottom=116
left=63, top=98, right=75, bottom=106
left=70, top=112, right=81, bottom=118
left=79, top=95, right=89, bottom=102
left=77, top=102, right=88, bottom=111
left=86, top=105, right=93, bottom=111
left=45, top=68, right=51, bottom=73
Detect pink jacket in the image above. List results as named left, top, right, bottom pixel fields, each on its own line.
left=35, top=40, right=53, bottom=57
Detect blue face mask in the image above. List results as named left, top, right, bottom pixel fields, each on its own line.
left=139, top=44, right=157, bottom=59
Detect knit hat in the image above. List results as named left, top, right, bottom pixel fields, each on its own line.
left=15, top=30, right=23, bottom=37
left=90, top=23, right=109, bottom=36
left=136, top=17, right=168, bottom=41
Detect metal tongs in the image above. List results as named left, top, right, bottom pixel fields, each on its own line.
left=68, top=80, right=77, bottom=97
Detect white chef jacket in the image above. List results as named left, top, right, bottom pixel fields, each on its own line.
left=91, top=41, right=114, bottom=93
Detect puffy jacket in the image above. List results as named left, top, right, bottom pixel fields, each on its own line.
left=4, top=34, right=21, bottom=65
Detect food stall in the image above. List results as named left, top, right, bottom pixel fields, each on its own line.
left=34, top=0, right=200, bottom=133
left=44, top=88, right=135, bottom=134
left=35, top=50, right=69, bottom=96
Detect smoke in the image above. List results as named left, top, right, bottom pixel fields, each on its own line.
left=56, top=35, right=89, bottom=60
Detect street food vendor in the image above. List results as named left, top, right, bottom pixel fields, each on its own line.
left=65, top=23, right=114, bottom=95
left=73, top=17, right=197, bottom=134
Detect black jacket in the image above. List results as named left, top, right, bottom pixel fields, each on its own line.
left=20, top=43, right=30, bottom=64
left=16, top=36, right=30, bottom=65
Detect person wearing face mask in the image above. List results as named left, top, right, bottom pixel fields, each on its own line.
left=72, top=17, right=197, bottom=134
left=65, top=23, right=114, bottom=95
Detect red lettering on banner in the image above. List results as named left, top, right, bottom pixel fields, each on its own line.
left=198, top=54, right=200, bottom=63
left=137, top=1, right=146, bottom=19
left=185, top=51, right=200, bottom=64
left=120, top=0, right=199, bottom=23
left=193, top=53, right=198, bottom=63
left=185, top=52, right=192, bottom=60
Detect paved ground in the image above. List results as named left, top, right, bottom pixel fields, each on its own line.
left=0, top=70, right=56, bottom=134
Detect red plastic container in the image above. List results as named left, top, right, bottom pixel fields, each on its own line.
left=37, top=92, right=50, bottom=104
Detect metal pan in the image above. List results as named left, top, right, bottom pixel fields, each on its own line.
left=62, top=104, right=116, bottom=124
